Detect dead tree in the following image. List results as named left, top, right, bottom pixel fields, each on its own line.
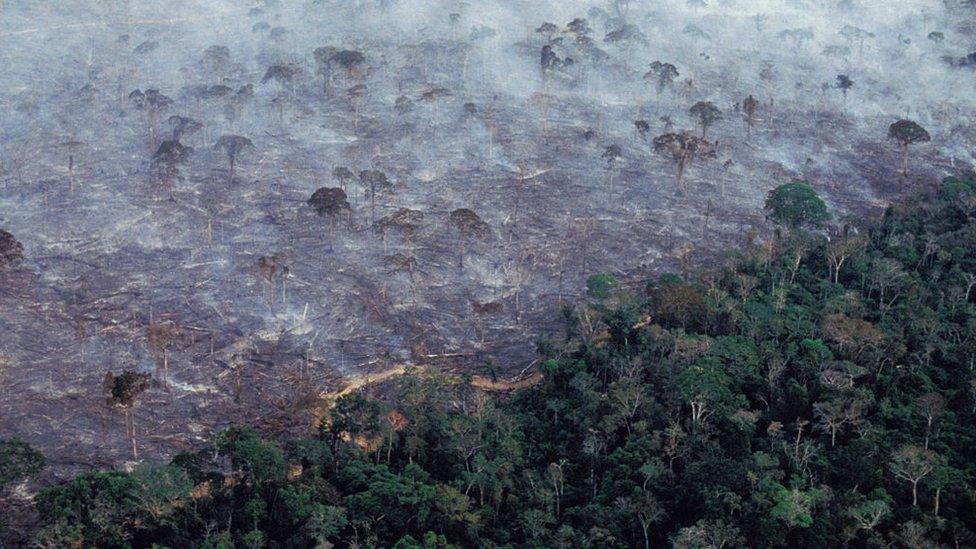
left=652, top=131, right=716, bottom=191
left=256, top=254, right=286, bottom=310
left=147, top=320, right=181, bottom=387
left=347, top=84, right=368, bottom=130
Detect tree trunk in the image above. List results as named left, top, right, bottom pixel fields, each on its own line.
left=127, top=409, right=138, bottom=459
left=676, top=159, right=687, bottom=190
left=370, top=187, right=376, bottom=225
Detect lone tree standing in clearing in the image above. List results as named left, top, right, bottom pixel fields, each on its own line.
left=835, top=74, right=853, bottom=105
left=167, top=115, right=202, bottom=142
left=0, top=229, right=24, bottom=271
left=147, top=320, right=181, bottom=388
left=742, top=95, right=760, bottom=138
left=763, top=180, right=831, bottom=229
left=644, top=61, right=679, bottom=95
left=449, top=208, right=491, bottom=271
left=104, top=370, right=150, bottom=459
left=214, top=135, right=253, bottom=182
left=888, top=120, right=930, bottom=178
left=652, top=131, right=715, bottom=191
left=332, top=166, right=355, bottom=193
left=308, top=187, right=351, bottom=251
left=129, top=89, right=173, bottom=149
left=151, top=140, right=193, bottom=187
left=359, top=169, right=394, bottom=226
left=256, top=254, right=287, bottom=310
left=634, top=119, right=650, bottom=141
left=602, top=144, right=623, bottom=199
left=689, top=101, right=722, bottom=138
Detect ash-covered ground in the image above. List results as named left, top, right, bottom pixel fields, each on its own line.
left=0, top=0, right=971, bottom=479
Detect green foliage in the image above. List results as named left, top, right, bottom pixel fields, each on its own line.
left=0, top=438, right=44, bottom=491
left=764, top=180, right=831, bottom=228
left=35, top=471, right=135, bottom=547
left=763, top=478, right=827, bottom=529
left=586, top=272, right=618, bottom=299
left=213, top=426, right=287, bottom=484
left=940, top=176, right=976, bottom=201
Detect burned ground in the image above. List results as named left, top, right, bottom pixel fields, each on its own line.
left=0, top=0, right=970, bottom=484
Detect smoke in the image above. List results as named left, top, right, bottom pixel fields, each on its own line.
left=0, top=0, right=971, bottom=465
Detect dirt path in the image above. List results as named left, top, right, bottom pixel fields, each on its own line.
left=319, top=365, right=543, bottom=403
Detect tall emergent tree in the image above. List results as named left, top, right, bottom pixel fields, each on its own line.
left=359, top=170, right=394, bottom=225
left=308, top=187, right=351, bottom=251
left=652, top=131, right=715, bottom=190
left=743, top=95, right=760, bottom=137
left=645, top=61, right=679, bottom=95
left=689, top=101, right=722, bottom=138
left=449, top=208, right=490, bottom=270
left=214, top=135, right=253, bottom=182
left=602, top=144, right=623, bottom=198
left=151, top=140, right=192, bottom=186
left=103, top=371, right=150, bottom=458
left=835, top=74, right=853, bottom=104
left=129, top=89, right=173, bottom=148
left=888, top=120, right=931, bottom=178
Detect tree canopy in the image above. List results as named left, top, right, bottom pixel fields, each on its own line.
left=764, top=180, right=831, bottom=228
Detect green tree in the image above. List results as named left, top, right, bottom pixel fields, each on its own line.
left=0, top=438, right=44, bottom=491
left=586, top=273, right=617, bottom=299
left=764, top=180, right=831, bottom=228
left=213, top=426, right=287, bottom=484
